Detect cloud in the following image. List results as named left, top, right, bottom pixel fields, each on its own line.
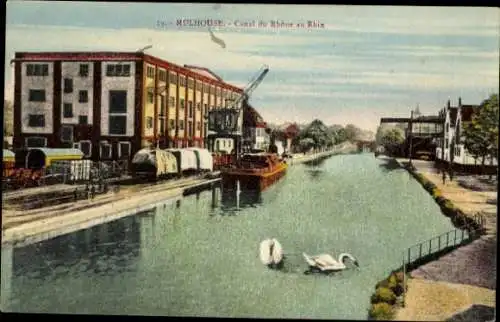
left=4, top=17, right=499, bottom=131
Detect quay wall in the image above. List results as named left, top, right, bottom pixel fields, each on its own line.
left=2, top=178, right=221, bottom=248
left=289, top=142, right=358, bottom=165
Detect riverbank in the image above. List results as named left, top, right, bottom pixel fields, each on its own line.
left=392, top=158, right=496, bottom=321
left=2, top=176, right=221, bottom=247
left=289, top=142, right=358, bottom=165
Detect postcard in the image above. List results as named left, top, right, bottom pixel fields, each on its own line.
left=2, top=2, right=498, bottom=321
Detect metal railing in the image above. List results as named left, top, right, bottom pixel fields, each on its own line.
left=401, top=212, right=485, bottom=306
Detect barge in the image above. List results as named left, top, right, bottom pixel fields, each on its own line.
left=221, top=153, right=288, bottom=191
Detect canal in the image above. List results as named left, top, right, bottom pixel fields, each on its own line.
left=2, top=154, right=459, bottom=319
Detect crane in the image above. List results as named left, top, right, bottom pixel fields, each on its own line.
left=207, top=64, right=270, bottom=132
left=206, top=64, right=270, bottom=160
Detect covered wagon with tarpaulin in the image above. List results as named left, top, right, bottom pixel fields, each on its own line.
left=165, top=148, right=198, bottom=175
left=15, top=148, right=85, bottom=169
left=186, top=148, right=214, bottom=172
left=131, top=148, right=178, bottom=179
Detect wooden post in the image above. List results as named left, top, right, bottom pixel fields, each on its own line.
left=419, top=243, right=422, bottom=258
left=446, top=231, right=449, bottom=247
left=438, top=235, right=441, bottom=251
left=428, top=239, right=432, bottom=254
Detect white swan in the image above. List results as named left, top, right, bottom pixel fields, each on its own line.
left=303, top=252, right=359, bottom=272
left=259, top=238, right=284, bottom=268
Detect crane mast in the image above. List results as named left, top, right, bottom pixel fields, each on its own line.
left=206, top=64, right=270, bottom=160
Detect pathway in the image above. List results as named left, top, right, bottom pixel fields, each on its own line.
left=393, top=158, right=497, bottom=321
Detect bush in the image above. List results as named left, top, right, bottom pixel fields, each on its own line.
left=371, top=287, right=397, bottom=305
left=375, top=278, right=389, bottom=289
left=432, top=187, right=442, bottom=198
left=369, top=302, right=394, bottom=320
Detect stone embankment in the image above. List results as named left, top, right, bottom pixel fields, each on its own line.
left=2, top=176, right=221, bottom=248
left=289, top=142, right=358, bottom=165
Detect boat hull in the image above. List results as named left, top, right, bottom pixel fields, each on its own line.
left=222, top=163, right=287, bottom=191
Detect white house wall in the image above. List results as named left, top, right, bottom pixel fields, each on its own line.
left=21, top=62, right=54, bottom=134
left=61, top=62, right=94, bottom=125
left=100, top=61, right=136, bottom=137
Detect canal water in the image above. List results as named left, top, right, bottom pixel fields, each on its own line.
left=2, top=154, right=460, bottom=319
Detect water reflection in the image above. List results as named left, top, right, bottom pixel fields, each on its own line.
left=219, top=188, right=263, bottom=214
left=3, top=215, right=142, bottom=312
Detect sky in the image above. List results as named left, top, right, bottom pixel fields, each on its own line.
left=4, top=2, right=500, bottom=132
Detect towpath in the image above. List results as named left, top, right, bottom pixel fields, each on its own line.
left=393, top=158, right=497, bottom=321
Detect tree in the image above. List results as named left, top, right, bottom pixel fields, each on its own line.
left=462, top=94, right=499, bottom=169
left=376, top=126, right=405, bottom=156
left=344, top=124, right=362, bottom=141
left=4, top=100, right=14, bottom=137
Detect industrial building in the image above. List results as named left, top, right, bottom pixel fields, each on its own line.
left=11, top=51, right=243, bottom=161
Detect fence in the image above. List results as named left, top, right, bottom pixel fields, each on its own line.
left=401, top=212, right=486, bottom=307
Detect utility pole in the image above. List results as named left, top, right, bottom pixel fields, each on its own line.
left=408, top=109, right=414, bottom=166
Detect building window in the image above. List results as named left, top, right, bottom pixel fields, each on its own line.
left=61, top=125, right=74, bottom=142
left=196, top=121, right=201, bottom=131
left=109, top=115, right=127, bottom=135
left=188, top=121, right=193, bottom=136
left=109, top=90, right=127, bottom=113
left=188, top=101, right=193, bottom=118
left=146, top=116, right=153, bottom=129
left=118, top=142, right=131, bottom=159
left=64, top=78, right=73, bottom=93
left=28, top=114, right=45, bottom=127
left=79, top=90, right=88, bottom=103
left=25, top=137, right=47, bottom=147
left=187, top=79, right=194, bottom=89
left=78, top=115, right=88, bottom=125
left=106, top=64, right=131, bottom=77
left=445, top=140, right=449, bottom=149
left=204, top=122, right=208, bottom=135
left=63, top=103, right=73, bottom=118
left=147, top=90, right=154, bottom=104
left=79, top=64, right=89, bottom=77
left=179, top=76, right=186, bottom=87
left=179, top=120, right=185, bottom=130
left=147, top=66, right=155, bottom=78
left=180, top=99, right=185, bottom=109
left=169, top=119, right=175, bottom=130
left=79, top=141, right=92, bottom=157
left=100, top=141, right=112, bottom=159
left=159, top=119, right=165, bottom=135
left=169, top=72, right=177, bottom=84
left=28, top=89, right=46, bottom=102
left=160, top=96, right=166, bottom=116
left=168, top=97, right=176, bottom=108
left=158, top=70, right=167, bottom=82
left=26, top=64, right=49, bottom=76
left=203, top=104, right=208, bottom=115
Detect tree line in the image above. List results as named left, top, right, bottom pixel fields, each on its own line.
left=291, top=120, right=373, bottom=153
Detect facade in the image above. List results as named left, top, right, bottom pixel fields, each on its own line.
left=435, top=99, right=497, bottom=166
left=12, top=51, right=244, bottom=161
left=242, top=101, right=269, bottom=151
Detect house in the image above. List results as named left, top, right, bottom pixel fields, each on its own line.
left=242, top=100, right=270, bottom=151
left=275, top=122, right=300, bottom=153
left=11, top=51, right=243, bottom=162
left=436, top=98, right=497, bottom=166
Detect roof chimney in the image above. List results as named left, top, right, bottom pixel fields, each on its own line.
left=458, top=97, right=462, bottom=108
left=447, top=99, right=451, bottom=109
